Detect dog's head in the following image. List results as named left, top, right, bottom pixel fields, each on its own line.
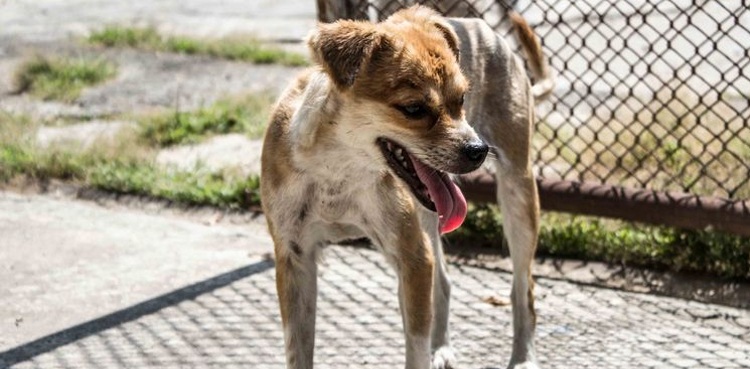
left=308, top=6, right=487, bottom=232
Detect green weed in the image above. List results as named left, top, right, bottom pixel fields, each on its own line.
left=0, top=113, right=260, bottom=209
left=87, top=26, right=161, bottom=48
left=88, top=26, right=309, bottom=67
left=14, top=56, right=116, bottom=102
left=138, top=93, right=274, bottom=147
left=88, top=162, right=260, bottom=208
left=448, top=204, right=750, bottom=279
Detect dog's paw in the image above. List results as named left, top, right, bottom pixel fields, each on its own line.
left=508, top=361, right=540, bottom=369
left=432, top=346, right=457, bottom=369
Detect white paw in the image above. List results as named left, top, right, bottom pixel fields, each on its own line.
left=432, top=346, right=457, bottom=369
left=508, top=361, right=540, bottom=369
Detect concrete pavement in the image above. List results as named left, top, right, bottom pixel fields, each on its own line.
left=0, top=190, right=272, bottom=352
left=1, top=191, right=748, bottom=369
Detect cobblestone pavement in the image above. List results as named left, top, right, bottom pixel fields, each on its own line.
left=2, top=243, right=748, bottom=369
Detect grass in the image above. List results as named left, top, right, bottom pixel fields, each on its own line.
left=13, top=56, right=116, bottom=102
left=447, top=204, right=750, bottom=280
left=88, top=26, right=308, bottom=67
left=0, top=113, right=260, bottom=209
left=88, top=162, right=260, bottom=208
left=138, top=93, right=274, bottom=147
left=2, top=101, right=748, bottom=279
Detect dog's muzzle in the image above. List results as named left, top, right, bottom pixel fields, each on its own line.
left=377, top=137, right=487, bottom=234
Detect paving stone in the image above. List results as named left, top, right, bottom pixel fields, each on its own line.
left=3, top=245, right=749, bottom=369
left=36, top=120, right=135, bottom=149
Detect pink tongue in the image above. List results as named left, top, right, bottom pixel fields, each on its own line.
left=411, top=155, right=468, bottom=234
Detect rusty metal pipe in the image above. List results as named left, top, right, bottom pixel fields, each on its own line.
left=459, top=171, right=750, bottom=236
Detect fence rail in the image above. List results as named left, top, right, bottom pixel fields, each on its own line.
left=316, top=0, right=750, bottom=234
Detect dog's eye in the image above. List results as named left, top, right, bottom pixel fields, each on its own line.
left=459, top=94, right=465, bottom=106
left=397, top=104, right=429, bottom=120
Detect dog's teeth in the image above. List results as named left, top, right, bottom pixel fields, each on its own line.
left=395, top=148, right=403, bottom=157
left=387, top=142, right=393, bottom=151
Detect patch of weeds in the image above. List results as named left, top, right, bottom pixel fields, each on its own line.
left=0, top=113, right=260, bottom=209
left=447, top=203, right=506, bottom=248
left=138, top=93, right=274, bottom=147
left=201, top=37, right=309, bottom=66
left=447, top=204, right=750, bottom=280
left=88, top=163, right=260, bottom=208
left=87, top=26, right=161, bottom=48
left=14, top=56, right=116, bottom=102
left=88, top=26, right=308, bottom=67
left=164, top=36, right=203, bottom=54
left=0, top=145, right=89, bottom=182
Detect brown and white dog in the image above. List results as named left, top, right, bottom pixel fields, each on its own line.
left=261, top=5, right=553, bottom=369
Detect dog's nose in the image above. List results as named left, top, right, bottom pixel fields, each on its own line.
left=462, top=140, right=489, bottom=164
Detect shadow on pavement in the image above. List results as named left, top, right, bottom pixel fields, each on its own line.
left=0, top=259, right=274, bottom=367
left=1, top=246, right=747, bottom=368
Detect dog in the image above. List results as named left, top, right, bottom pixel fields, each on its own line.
left=261, top=5, right=553, bottom=369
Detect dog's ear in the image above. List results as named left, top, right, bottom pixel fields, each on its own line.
left=308, top=21, right=383, bottom=89
left=433, top=20, right=460, bottom=62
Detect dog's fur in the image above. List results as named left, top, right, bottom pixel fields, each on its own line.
left=261, top=6, right=553, bottom=369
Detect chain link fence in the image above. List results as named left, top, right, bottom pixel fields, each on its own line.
left=318, top=0, right=750, bottom=203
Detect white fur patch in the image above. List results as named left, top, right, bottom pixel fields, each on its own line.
left=290, top=72, right=333, bottom=150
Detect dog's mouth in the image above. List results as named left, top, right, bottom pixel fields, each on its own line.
left=377, top=137, right=467, bottom=234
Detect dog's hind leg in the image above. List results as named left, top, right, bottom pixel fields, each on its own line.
left=482, top=43, right=541, bottom=368
left=274, top=237, right=318, bottom=369
left=494, top=165, right=540, bottom=369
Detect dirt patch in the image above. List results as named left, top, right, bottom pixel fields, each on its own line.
left=1, top=42, right=302, bottom=119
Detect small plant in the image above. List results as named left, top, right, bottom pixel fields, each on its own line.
left=88, top=26, right=309, bottom=67
left=88, top=162, right=260, bottom=208
left=447, top=204, right=750, bottom=279
left=0, top=113, right=260, bottom=209
left=13, top=56, right=117, bottom=102
left=87, top=26, right=161, bottom=48
left=138, top=93, right=274, bottom=147
left=202, top=38, right=309, bottom=66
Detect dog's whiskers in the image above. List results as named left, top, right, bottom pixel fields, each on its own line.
left=487, top=144, right=504, bottom=153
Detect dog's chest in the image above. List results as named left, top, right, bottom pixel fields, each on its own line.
left=312, top=180, right=356, bottom=222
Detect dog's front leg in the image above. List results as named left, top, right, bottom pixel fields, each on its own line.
left=275, top=239, right=318, bottom=369
left=418, top=210, right=456, bottom=369
left=389, top=222, right=435, bottom=369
